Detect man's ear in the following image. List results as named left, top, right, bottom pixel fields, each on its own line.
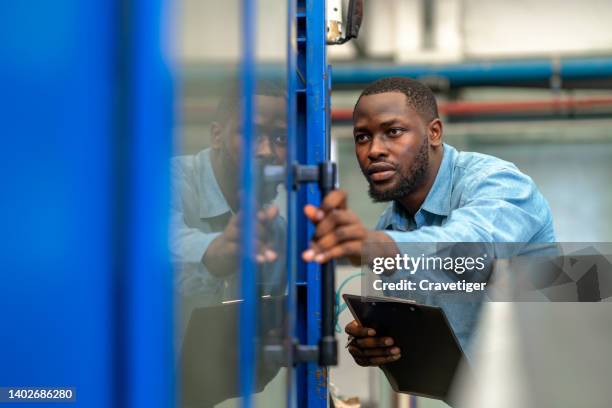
left=428, top=118, right=443, bottom=147
left=210, top=121, right=223, bottom=149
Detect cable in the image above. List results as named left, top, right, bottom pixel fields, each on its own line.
left=334, top=271, right=364, bottom=333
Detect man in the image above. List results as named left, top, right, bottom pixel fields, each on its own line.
left=302, top=77, right=555, bottom=366
left=171, top=83, right=288, bottom=407
left=171, top=83, right=287, bottom=305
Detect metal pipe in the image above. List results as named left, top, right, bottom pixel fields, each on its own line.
left=330, top=96, right=612, bottom=121
left=330, top=57, right=612, bottom=88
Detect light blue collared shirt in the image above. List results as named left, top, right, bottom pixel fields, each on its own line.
left=170, top=148, right=285, bottom=305
left=375, top=143, right=556, bottom=352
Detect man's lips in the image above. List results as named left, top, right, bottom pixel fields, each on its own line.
left=367, top=162, right=396, bottom=182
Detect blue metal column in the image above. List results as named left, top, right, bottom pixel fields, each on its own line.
left=287, top=0, right=299, bottom=405
left=0, top=2, right=117, bottom=407
left=296, top=0, right=329, bottom=406
left=0, top=1, right=175, bottom=407
left=239, top=0, right=258, bottom=406
left=119, top=0, right=175, bottom=406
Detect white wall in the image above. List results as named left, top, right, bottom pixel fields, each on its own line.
left=358, top=0, right=612, bottom=63
left=180, top=0, right=287, bottom=62
left=180, top=0, right=612, bottom=64
left=463, top=0, right=612, bottom=58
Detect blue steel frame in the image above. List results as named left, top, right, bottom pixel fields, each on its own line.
left=239, top=0, right=258, bottom=406
left=0, top=3, right=117, bottom=407
left=287, top=0, right=299, bottom=405
left=0, top=1, right=174, bottom=407
left=295, top=0, right=329, bottom=407
left=120, top=0, right=175, bottom=406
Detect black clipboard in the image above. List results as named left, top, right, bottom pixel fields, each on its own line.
left=343, top=294, right=469, bottom=403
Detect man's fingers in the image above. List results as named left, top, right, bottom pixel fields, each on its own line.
left=257, top=206, right=278, bottom=221
left=255, top=241, right=278, bottom=263
left=314, top=224, right=366, bottom=253
left=319, top=190, right=347, bottom=212
left=304, top=204, right=325, bottom=223
left=255, top=251, right=277, bottom=263
left=354, top=336, right=395, bottom=349
left=303, top=211, right=354, bottom=262
left=257, top=220, right=275, bottom=242
left=348, top=346, right=401, bottom=358
left=352, top=354, right=402, bottom=367
left=345, top=320, right=376, bottom=337
left=364, top=355, right=402, bottom=366
left=312, top=240, right=362, bottom=264
left=312, top=210, right=357, bottom=240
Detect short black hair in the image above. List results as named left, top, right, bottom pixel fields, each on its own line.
left=355, top=77, right=439, bottom=122
left=215, top=79, right=286, bottom=125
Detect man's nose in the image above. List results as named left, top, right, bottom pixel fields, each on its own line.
left=368, top=135, right=388, bottom=160
left=256, top=134, right=274, bottom=159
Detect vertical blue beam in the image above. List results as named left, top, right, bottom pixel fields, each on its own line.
left=286, top=0, right=299, bottom=405
left=295, top=2, right=309, bottom=403
left=239, top=0, right=257, bottom=406
left=0, top=2, right=115, bottom=407
left=0, top=2, right=175, bottom=407
left=305, top=0, right=328, bottom=404
left=121, top=0, right=175, bottom=406
left=296, top=0, right=329, bottom=406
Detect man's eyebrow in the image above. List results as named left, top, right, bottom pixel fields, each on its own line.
left=379, top=119, right=401, bottom=128
left=352, top=126, right=369, bottom=134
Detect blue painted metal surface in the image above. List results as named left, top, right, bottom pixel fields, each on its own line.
left=0, top=2, right=115, bottom=407
left=239, top=0, right=258, bottom=406
left=296, top=0, right=329, bottom=406
left=0, top=1, right=174, bottom=407
left=121, top=0, right=175, bottom=406
left=287, top=0, right=299, bottom=406
left=331, top=57, right=612, bottom=87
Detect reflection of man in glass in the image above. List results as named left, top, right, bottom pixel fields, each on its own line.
left=172, top=82, right=287, bottom=407
left=171, top=82, right=287, bottom=306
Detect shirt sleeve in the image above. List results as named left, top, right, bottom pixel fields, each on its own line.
left=384, top=167, right=554, bottom=245
left=169, top=159, right=222, bottom=264
left=170, top=211, right=221, bottom=264
left=169, top=159, right=227, bottom=298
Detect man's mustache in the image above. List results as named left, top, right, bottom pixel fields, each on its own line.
left=366, top=161, right=398, bottom=175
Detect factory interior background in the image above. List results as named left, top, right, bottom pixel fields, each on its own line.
left=177, top=1, right=612, bottom=407
left=2, top=1, right=612, bottom=407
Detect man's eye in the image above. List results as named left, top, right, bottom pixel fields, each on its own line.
left=272, top=134, right=287, bottom=146
left=354, top=134, right=370, bottom=143
left=388, top=128, right=404, bottom=136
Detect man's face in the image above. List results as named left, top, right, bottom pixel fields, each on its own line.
left=218, top=95, right=287, bottom=169
left=353, top=92, right=430, bottom=202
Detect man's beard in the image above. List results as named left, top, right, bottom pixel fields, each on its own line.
left=367, top=140, right=429, bottom=202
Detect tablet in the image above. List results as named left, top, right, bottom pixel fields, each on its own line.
left=343, top=294, right=468, bottom=403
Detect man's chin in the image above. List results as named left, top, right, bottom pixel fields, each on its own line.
left=368, top=183, right=399, bottom=202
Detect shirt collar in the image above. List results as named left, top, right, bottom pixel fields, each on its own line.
left=197, top=148, right=232, bottom=219
left=382, top=143, right=456, bottom=230
left=419, top=143, right=456, bottom=217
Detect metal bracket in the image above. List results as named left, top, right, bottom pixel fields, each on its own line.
left=326, top=0, right=364, bottom=45
left=293, top=341, right=320, bottom=364
left=260, top=161, right=339, bottom=366
left=293, top=161, right=339, bottom=367
left=293, top=161, right=337, bottom=193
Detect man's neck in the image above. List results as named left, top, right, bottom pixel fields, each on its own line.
left=210, top=149, right=239, bottom=213
left=397, top=146, right=444, bottom=215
